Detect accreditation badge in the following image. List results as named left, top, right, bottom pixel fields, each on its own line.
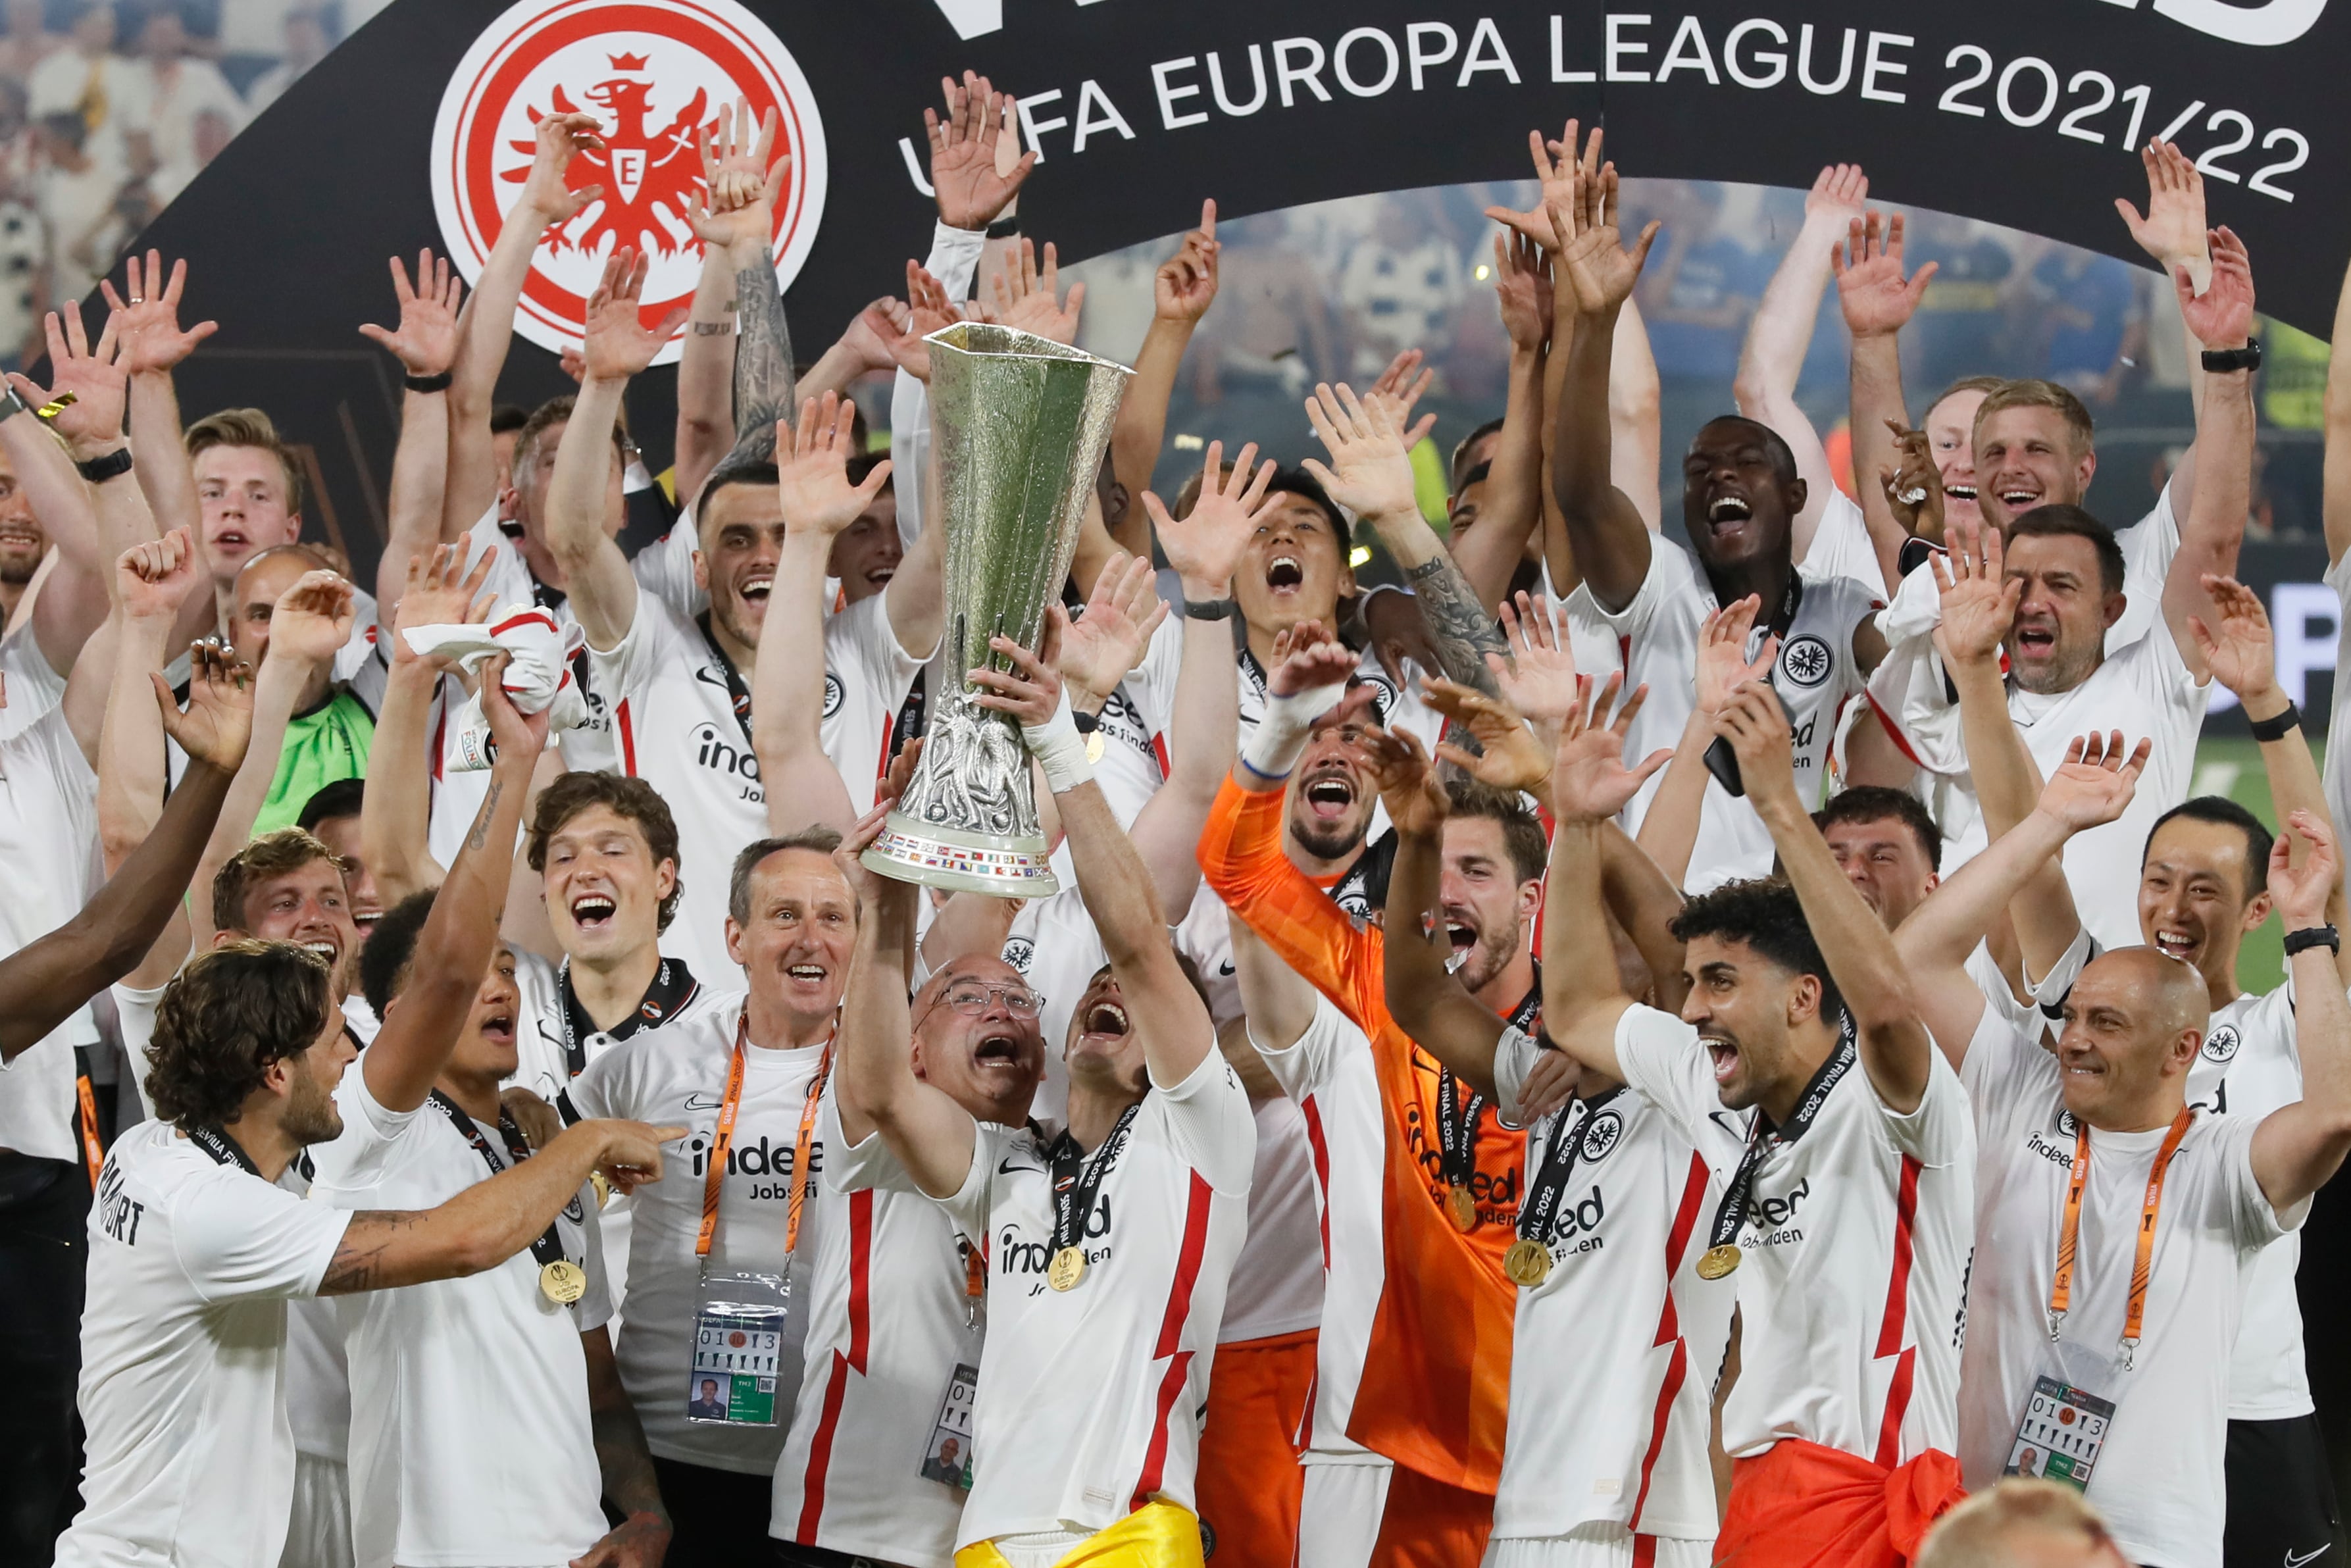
left=2004, top=1373, right=2115, bottom=1490
left=686, top=1271, right=790, bottom=1427
left=920, top=1359, right=980, bottom=1491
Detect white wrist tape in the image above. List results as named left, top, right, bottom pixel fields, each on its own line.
left=1241, top=683, right=1344, bottom=780
left=1021, top=693, right=1094, bottom=794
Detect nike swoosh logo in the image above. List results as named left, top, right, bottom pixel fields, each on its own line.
left=2286, top=1548, right=2332, bottom=1567
left=998, top=1156, right=1044, bottom=1176
left=694, top=668, right=734, bottom=694
left=1709, top=1111, right=1743, bottom=1134
left=682, top=1093, right=722, bottom=1111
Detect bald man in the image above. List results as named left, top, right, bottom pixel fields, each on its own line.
left=1896, top=742, right=2351, bottom=1568
left=215, top=550, right=384, bottom=834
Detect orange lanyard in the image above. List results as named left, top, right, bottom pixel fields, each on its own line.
left=695, top=1015, right=833, bottom=1267
left=2048, top=1105, right=2193, bottom=1367
left=961, top=1234, right=986, bottom=1325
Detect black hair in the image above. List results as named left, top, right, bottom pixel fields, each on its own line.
left=359, top=889, right=437, bottom=1018
left=1443, top=775, right=1548, bottom=884
left=297, top=777, right=366, bottom=832
left=1261, top=467, right=1347, bottom=536
left=1814, top=786, right=1943, bottom=869
left=2146, top=796, right=2275, bottom=903
left=2007, top=504, right=2125, bottom=597
left=1669, top=876, right=1843, bottom=1026
left=1451, top=417, right=1505, bottom=488
left=489, top=403, right=530, bottom=436
left=1694, top=415, right=1799, bottom=484
left=698, top=460, right=783, bottom=521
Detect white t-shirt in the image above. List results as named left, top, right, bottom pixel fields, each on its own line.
left=509, top=953, right=718, bottom=1110
left=0, top=617, right=67, bottom=737
left=937, top=1050, right=1255, bottom=1544
left=792, top=1096, right=992, bottom=1568
left=591, top=589, right=923, bottom=978
left=1800, top=491, right=1889, bottom=600
left=1956, top=1008, right=2296, bottom=1567
left=0, top=703, right=100, bottom=1164
left=1217, top=1095, right=1325, bottom=1343
left=1251, top=994, right=1386, bottom=1461
left=1490, top=1025, right=1739, bottom=1542
left=1613, top=1006, right=1975, bottom=1463
left=58, top=1121, right=351, bottom=1568
left=308, top=1067, right=611, bottom=1568
left=1566, top=540, right=1881, bottom=891
left=1084, top=608, right=1183, bottom=831
left=566, top=991, right=830, bottom=1476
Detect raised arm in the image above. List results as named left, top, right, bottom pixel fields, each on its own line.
left=1736, top=165, right=1868, bottom=562
left=834, top=805, right=980, bottom=1195
left=1371, top=726, right=1509, bottom=1095
left=0, top=640, right=251, bottom=1062
left=103, top=534, right=205, bottom=988
left=2115, top=139, right=2215, bottom=484
left=2162, top=226, right=2258, bottom=679
left=2249, top=814, right=2351, bottom=1211
left=547, top=249, right=684, bottom=652
left=672, top=101, right=788, bottom=504
left=1450, top=231, right=1551, bottom=615
left=103, top=252, right=211, bottom=575
left=1833, top=213, right=1937, bottom=579
left=359, top=251, right=461, bottom=627
left=363, top=546, right=495, bottom=905
left=2323, top=252, right=2351, bottom=567
left=752, top=395, right=891, bottom=836
left=1723, top=682, right=1933, bottom=1111
left=6, top=300, right=140, bottom=674
left=1635, top=595, right=1773, bottom=887
left=1111, top=203, right=1219, bottom=562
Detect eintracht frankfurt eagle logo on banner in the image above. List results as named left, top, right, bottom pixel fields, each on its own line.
left=430, top=0, right=828, bottom=366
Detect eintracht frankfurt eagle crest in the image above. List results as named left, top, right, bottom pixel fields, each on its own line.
left=430, top=0, right=827, bottom=366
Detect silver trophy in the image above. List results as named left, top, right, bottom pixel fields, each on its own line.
left=861, top=322, right=1132, bottom=897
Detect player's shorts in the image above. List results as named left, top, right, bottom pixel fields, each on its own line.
left=1298, top=1457, right=1394, bottom=1568
left=1482, top=1524, right=1712, bottom=1568
left=2225, top=1414, right=2348, bottom=1568
left=1195, top=1329, right=1317, bottom=1567
left=280, top=1452, right=353, bottom=1568
left=1370, top=1464, right=1494, bottom=1568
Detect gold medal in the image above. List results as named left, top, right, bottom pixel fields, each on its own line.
left=1445, top=1183, right=1478, bottom=1232
left=590, top=1170, right=613, bottom=1208
left=1503, top=1238, right=1552, bottom=1287
left=1695, top=1244, right=1742, bottom=1281
left=1047, top=1245, right=1088, bottom=1292
left=1085, top=731, right=1106, bottom=765
left=540, top=1258, right=588, bottom=1303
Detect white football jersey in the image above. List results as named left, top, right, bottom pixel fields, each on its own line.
left=0, top=703, right=98, bottom=1164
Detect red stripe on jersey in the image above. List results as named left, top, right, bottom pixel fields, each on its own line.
left=1632, top=1534, right=1657, bottom=1568
left=1627, top=1336, right=1689, bottom=1530
left=1875, top=1155, right=1922, bottom=1357
left=1150, top=731, right=1171, bottom=779
left=1130, top=1171, right=1215, bottom=1509
left=1864, top=693, right=1926, bottom=768
left=430, top=707, right=447, bottom=783
left=617, top=699, right=637, bottom=775
left=1873, top=1346, right=1917, bottom=1470
left=794, top=1350, right=851, bottom=1542
left=1655, top=1152, right=1712, bottom=1347
left=847, top=1189, right=873, bottom=1373
left=876, top=711, right=896, bottom=781
left=1301, top=1098, right=1333, bottom=1267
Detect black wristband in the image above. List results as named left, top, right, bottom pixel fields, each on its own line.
left=2283, top=924, right=2340, bottom=957
left=984, top=215, right=1021, bottom=240
left=2247, top=701, right=2303, bottom=743
left=404, top=370, right=454, bottom=393
left=1183, top=597, right=1238, bottom=621
left=2200, top=337, right=2262, bottom=374
left=75, top=446, right=133, bottom=484
left=1070, top=709, right=1100, bottom=735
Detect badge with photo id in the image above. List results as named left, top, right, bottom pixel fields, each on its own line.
left=687, top=1271, right=789, bottom=1427
left=919, top=1361, right=978, bottom=1490
left=2004, top=1374, right=2115, bottom=1491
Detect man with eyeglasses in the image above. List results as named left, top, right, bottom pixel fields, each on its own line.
left=563, top=826, right=859, bottom=1565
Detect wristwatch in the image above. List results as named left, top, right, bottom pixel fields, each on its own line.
left=0, top=384, right=27, bottom=422
left=2200, top=338, right=2261, bottom=374
left=76, top=446, right=134, bottom=484
left=1183, top=597, right=1238, bottom=621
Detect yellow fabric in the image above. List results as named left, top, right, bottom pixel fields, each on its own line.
left=955, top=1502, right=1206, bottom=1568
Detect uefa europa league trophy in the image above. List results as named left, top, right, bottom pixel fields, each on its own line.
left=861, top=322, right=1132, bottom=897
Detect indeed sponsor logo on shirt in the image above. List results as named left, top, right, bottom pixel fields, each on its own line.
left=1738, top=1175, right=1813, bottom=1245
left=1401, top=1100, right=1519, bottom=1217
left=686, top=1131, right=822, bottom=1197
left=1551, top=1185, right=1607, bottom=1256
left=2023, top=1128, right=2077, bottom=1170
left=689, top=721, right=766, bottom=803
left=996, top=1199, right=1113, bottom=1287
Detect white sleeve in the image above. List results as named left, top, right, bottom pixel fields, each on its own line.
left=307, top=1066, right=418, bottom=1197
left=2118, top=484, right=2181, bottom=608
left=817, top=1091, right=924, bottom=1196
left=630, top=507, right=707, bottom=622
left=1798, top=490, right=1887, bottom=599
left=1566, top=536, right=1682, bottom=641
left=1148, top=1046, right=1257, bottom=1195
left=565, top=1046, right=622, bottom=1123
left=936, top=1117, right=1011, bottom=1238
left=112, top=981, right=168, bottom=1121
left=574, top=1196, right=614, bottom=1332
left=1876, top=1044, right=1974, bottom=1166
left=1609, top=1005, right=1718, bottom=1151
left=584, top=581, right=686, bottom=693
left=1251, top=993, right=1354, bottom=1103
left=1956, top=1005, right=2056, bottom=1144
left=824, top=592, right=924, bottom=699
left=2220, top=1110, right=2307, bottom=1239
left=173, top=1172, right=354, bottom=1303
left=889, top=222, right=990, bottom=550
left=1490, top=1023, right=1545, bottom=1125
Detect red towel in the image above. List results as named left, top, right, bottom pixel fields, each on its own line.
left=1715, top=1438, right=1966, bottom=1567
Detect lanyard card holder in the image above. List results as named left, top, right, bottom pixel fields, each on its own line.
left=921, top=1358, right=978, bottom=1490
left=2005, top=1370, right=2116, bottom=1491
left=687, top=1270, right=790, bottom=1427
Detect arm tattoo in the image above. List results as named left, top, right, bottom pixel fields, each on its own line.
left=726, top=261, right=797, bottom=467
left=318, top=1210, right=422, bottom=1296
left=464, top=776, right=505, bottom=853
left=1403, top=554, right=1507, bottom=697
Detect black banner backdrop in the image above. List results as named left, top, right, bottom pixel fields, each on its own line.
left=124, top=0, right=2346, bottom=569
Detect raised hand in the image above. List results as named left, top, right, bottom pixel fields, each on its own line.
left=155, top=637, right=254, bottom=773
left=1804, top=163, right=1869, bottom=231
left=1302, top=382, right=1417, bottom=524
left=267, top=570, right=357, bottom=667
left=115, top=528, right=202, bottom=622
left=1357, top=723, right=1450, bottom=840
left=2186, top=573, right=2279, bottom=707
left=688, top=98, right=788, bottom=251
left=1550, top=672, right=1668, bottom=823
left=392, top=542, right=496, bottom=649
left=478, top=650, right=554, bottom=763
left=1555, top=160, right=1659, bottom=317
left=1696, top=595, right=1776, bottom=717
left=1054, top=551, right=1168, bottom=699
left=1425, top=678, right=1551, bottom=794
left=1492, top=228, right=1554, bottom=351
left=971, top=626, right=1067, bottom=730
left=989, top=238, right=1084, bottom=346
left=2114, top=139, right=2211, bottom=294
left=1154, top=201, right=1220, bottom=324
left=2269, top=809, right=2340, bottom=928
left=1833, top=211, right=1936, bottom=340
left=1931, top=518, right=2021, bottom=670
left=1365, top=348, right=1438, bottom=451
left=926, top=70, right=1033, bottom=232
left=1487, top=592, right=1580, bottom=728
left=358, top=249, right=463, bottom=376
left=1267, top=617, right=1359, bottom=699
left=579, top=247, right=689, bottom=382
left=1482, top=118, right=1597, bottom=251
left=518, top=111, right=605, bottom=228
left=2037, top=731, right=2150, bottom=832
left=1147, top=439, right=1275, bottom=597
left=2178, top=226, right=2254, bottom=350
left=1715, top=681, right=1797, bottom=809
left=9, top=302, right=125, bottom=455
left=100, top=250, right=215, bottom=375
left=1880, top=419, right=1946, bottom=538
left=775, top=392, right=892, bottom=538
left=835, top=297, right=909, bottom=377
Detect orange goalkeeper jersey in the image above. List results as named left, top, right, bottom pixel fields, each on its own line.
left=1200, top=778, right=1520, bottom=1494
